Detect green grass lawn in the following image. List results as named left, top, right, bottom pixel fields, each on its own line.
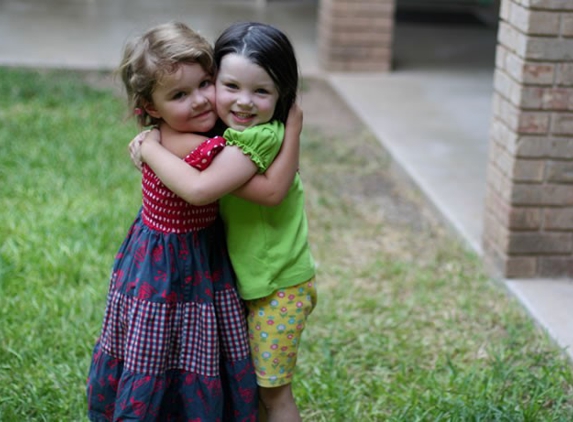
left=1, top=67, right=572, bottom=421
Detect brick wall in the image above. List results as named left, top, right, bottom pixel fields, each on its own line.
left=483, top=0, right=573, bottom=278
left=317, top=0, right=395, bottom=71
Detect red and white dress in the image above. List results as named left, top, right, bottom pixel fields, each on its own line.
left=86, top=137, right=258, bottom=421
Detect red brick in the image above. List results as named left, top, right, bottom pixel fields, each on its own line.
left=507, top=232, right=572, bottom=254
left=495, top=44, right=509, bottom=70
left=562, top=15, right=573, bottom=37
left=551, top=112, right=573, bottom=135
left=319, top=27, right=393, bottom=46
left=539, top=257, right=573, bottom=278
left=546, top=161, right=573, bottom=183
left=505, top=256, right=538, bottom=278
left=319, top=13, right=394, bottom=32
left=542, top=88, right=573, bottom=110
left=517, top=111, right=550, bottom=134
left=520, top=87, right=573, bottom=110
left=491, top=118, right=519, bottom=154
left=512, top=183, right=573, bottom=206
left=513, top=158, right=545, bottom=181
left=527, top=0, right=573, bottom=11
left=483, top=211, right=511, bottom=251
left=509, top=4, right=561, bottom=35
left=519, top=86, right=543, bottom=109
left=525, top=37, right=573, bottom=61
left=486, top=159, right=513, bottom=201
left=317, top=0, right=394, bottom=72
left=544, top=208, right=573, bottom=230
left=484, top=186, right=510, bottom=226
left=498, top=21, right=527, bottom=56
left=509, top=206, right=543, bottom=229
left=499, top=0, right=510, bottom=21
left=522, top=62, right=556, bottom=85
left=483, top=238, right=538, bottom=279
left=503, top=48, right=555, bottom=85
left=494, top=68, right=518, bottom=103
left=492, top=142, right=515, bottom=177
left=516, top=136, right=573, bottom=159
left=556, top=63, right=573, bottom=86
left=493, top=94, right=520, bottom=130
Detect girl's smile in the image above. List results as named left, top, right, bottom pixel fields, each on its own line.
left=231, top=111, right=256, bottom=125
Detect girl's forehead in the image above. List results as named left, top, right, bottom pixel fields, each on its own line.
left=218, top=54, right=267, bottom=77
left=220, top=53, right=256, bottom=67
left=159, top=63, right=208, bottom=82
left=152, top=63, right=211, bottom=95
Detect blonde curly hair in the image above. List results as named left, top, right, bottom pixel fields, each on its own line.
left=118, top=21, right=214, bottom=127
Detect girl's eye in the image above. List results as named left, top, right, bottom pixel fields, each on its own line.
left=255, top=88, right=270, bottom=95
left=225, top=83, right=239, bottom=90
left=199, top=79, right=212, bottom=89
left=173, top=91, right=187, bottom=100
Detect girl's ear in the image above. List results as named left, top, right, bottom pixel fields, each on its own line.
left=143, top=101, right=161, bottom=119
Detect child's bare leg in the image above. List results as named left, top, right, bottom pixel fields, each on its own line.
left=259, top=398, right=268, bottom=422
left=259, top=384, right=301, bottom=422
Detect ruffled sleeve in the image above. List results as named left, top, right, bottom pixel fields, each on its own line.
left=185, top=136, right=226, bottom=170
left=223, top=121, right=285, bottom=173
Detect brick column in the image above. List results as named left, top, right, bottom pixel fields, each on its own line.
left=317, top=0, right=395, bottom=71
left=483, top=0, right=573, bottom=278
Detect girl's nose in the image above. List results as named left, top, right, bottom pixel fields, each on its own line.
left=237, top=92, right=253, bottom=108
left=191, top=91, right=208, bottom=108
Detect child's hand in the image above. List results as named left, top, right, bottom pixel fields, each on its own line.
left=143, top=128, right=161, bottom=145
left=128, top=130, right=150, bottom=171
left=139, top=128, right=161, bottom=164
left=285, top=103, right=303, bottom=140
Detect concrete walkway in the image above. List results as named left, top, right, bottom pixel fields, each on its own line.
left=1, top=0, right=571, bottom=360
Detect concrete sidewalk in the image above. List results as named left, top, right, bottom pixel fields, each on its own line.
left=1, top=0, right=571, bottom=360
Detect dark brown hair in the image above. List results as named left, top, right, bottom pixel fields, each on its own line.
left=214, top=22, right=298, bottom=124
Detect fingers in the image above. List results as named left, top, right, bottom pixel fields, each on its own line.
left=145, top=128, right=161, bottom=143
left=128, top=130, right=150, bottom=171
left=286, top=103, right=303, bottom=135
left=129, top=140, right=142, bottom=171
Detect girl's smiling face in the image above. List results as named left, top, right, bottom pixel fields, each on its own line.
left=215, top=53, right=279, bottom=131
left=145, top=63, right=217, bottom=134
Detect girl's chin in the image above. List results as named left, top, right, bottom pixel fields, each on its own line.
left=224, top=113, right=256, bottom=128
left=191, top=119, right=217, bottom=133
left=227, top=119, right=258, bottom=131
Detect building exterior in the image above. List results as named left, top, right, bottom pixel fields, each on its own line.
left=483, top=0, right=573, bottom=278
left=318, top=0, right=395, bottom=71
left=318, top=0, right=573, bottom=279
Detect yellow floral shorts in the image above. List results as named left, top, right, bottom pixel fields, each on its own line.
left=246, top=278, right=317, bottom=387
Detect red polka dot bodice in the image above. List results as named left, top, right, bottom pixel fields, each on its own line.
left=141, top=136, right=226, bottom=233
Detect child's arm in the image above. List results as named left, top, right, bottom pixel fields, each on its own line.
left=128, top=130, right=208, bottom=169
left=140, top=130, right=258, bottom=206
left=231, top=104, right=303, bottom=206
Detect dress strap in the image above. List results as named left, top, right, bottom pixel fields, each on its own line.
left=186, top=136, right=226, bottom=170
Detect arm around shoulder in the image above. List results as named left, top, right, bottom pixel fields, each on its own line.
left=140, top=129, right=259, bottom=205
left=232, top=104, right=303, bottom=206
